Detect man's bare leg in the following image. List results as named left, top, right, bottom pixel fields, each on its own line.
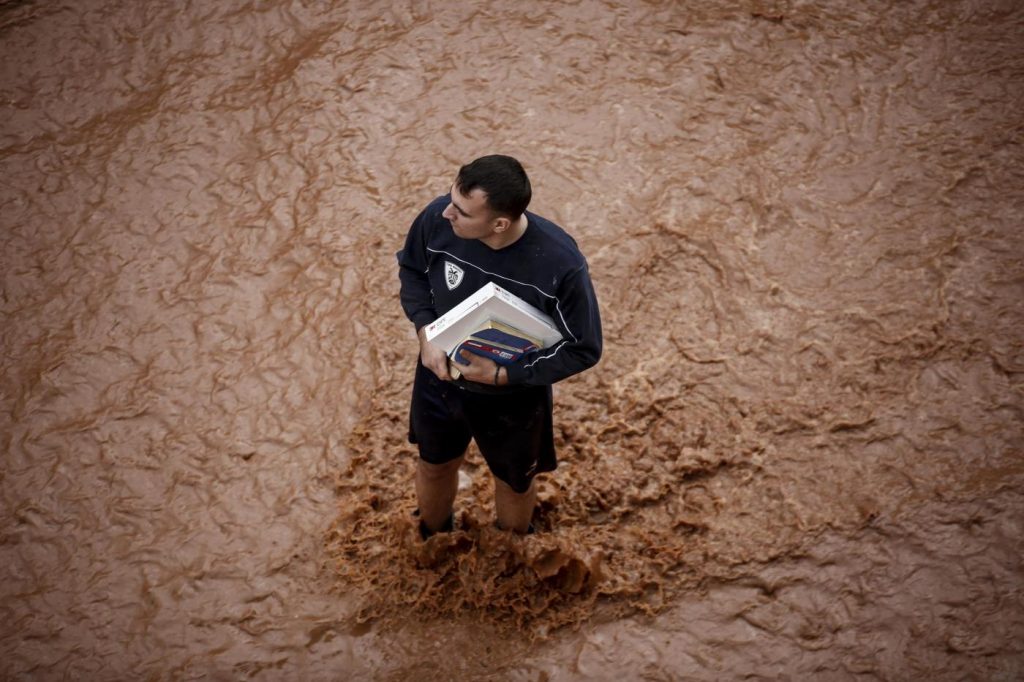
left=415, top=456, right=464, bottom=533
left=494, top=476, right=536, bottom=533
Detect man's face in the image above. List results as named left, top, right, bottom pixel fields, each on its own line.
left=441, top=183, right=500, bottom=240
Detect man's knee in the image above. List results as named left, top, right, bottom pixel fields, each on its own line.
left=417, top=456, right=463, bottom=481
left=493, top=473, right=535, bottom=497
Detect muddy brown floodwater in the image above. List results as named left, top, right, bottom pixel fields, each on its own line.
left=2, top=0, right=1023, bottom=679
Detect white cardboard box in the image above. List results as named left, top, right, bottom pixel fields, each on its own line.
left=424, top=282, right=563, bottom=355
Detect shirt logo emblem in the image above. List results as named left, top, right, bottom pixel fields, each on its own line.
left=444, top=261, right=464, bottom=290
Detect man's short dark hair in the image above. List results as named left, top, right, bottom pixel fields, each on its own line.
left=455, top=155, right=532, bottom=219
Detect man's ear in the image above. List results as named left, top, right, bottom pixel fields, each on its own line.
left=492, top=215, right=512, bottom=233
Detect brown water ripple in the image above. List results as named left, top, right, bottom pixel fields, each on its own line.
left=2, top=0, right=1023, bottom=679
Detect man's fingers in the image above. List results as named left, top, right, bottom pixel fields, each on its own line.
left=421, top=346, right=452, bottom=381
left=432, top=359, right=451, bottom=380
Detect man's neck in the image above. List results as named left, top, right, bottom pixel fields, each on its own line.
left=481, top=213, right=529, bottom=250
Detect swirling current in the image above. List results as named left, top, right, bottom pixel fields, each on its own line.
left=1, top=0, right=1022, bottom=679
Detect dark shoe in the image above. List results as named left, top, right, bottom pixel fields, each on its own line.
left=414, top=509, right=454, bottom=540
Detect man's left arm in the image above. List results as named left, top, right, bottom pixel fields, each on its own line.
left=503, top=263, right=603, bottom=386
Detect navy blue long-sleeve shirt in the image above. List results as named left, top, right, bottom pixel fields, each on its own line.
left=397, top=194, right=602, bottom=388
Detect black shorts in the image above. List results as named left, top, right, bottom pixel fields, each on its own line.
left=408, top=361, right=556, bottom=494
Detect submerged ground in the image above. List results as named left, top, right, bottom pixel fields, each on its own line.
left=2, top=0, right=1022, bottom=678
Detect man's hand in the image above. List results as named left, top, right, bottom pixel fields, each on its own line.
left=455, top=349, right=505, bottom=386
left=418, top=327, right=452, bottom=380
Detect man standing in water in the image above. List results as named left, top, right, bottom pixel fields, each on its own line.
left=397, top=155, right=602, bottom=537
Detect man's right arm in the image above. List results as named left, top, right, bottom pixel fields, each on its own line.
left=397, top=204, right=439, bottom=331
left=397, top=201, right=452, bottom=380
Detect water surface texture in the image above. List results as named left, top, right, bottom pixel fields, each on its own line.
left=2, top=0, right=1023, bottom=679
